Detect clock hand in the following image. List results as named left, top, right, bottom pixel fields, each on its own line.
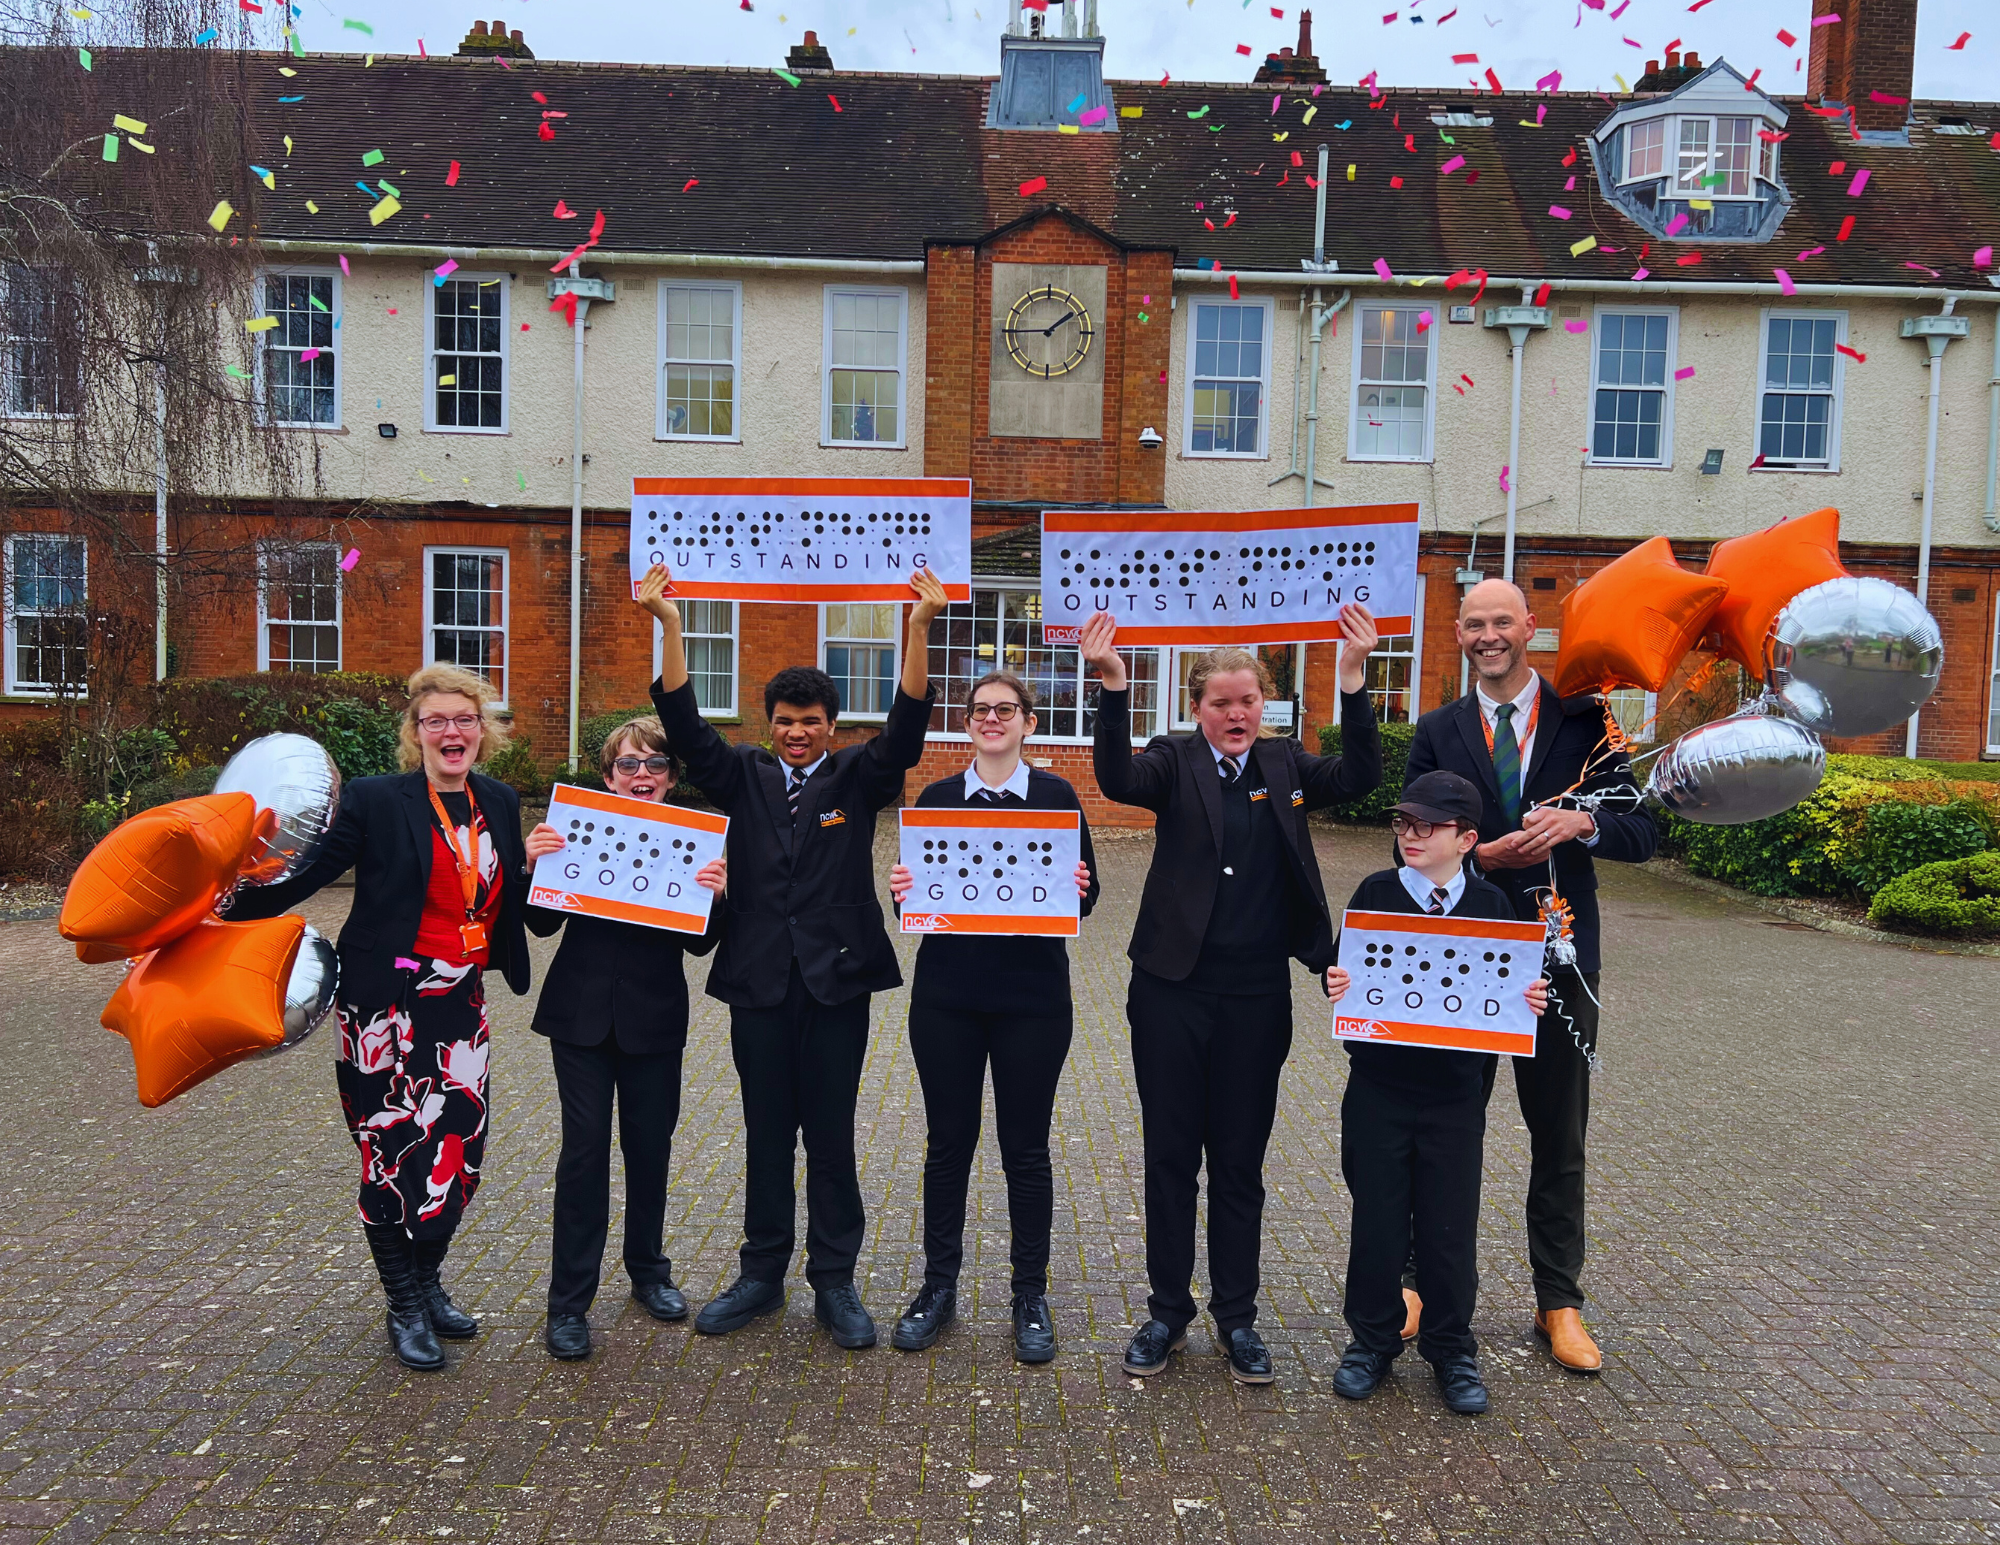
left=1040, top=311, right=1078, bottom=337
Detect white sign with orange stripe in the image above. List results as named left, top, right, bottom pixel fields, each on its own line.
left=529, top=786, right=729, bottom=936
left=898, top=808, right=1082, bottom=938
left=1332, top=909, right=1546, bottom=1058
left=630, top=476, right=972, bottom=603
left=1038, top=504, right=1419, bottom=646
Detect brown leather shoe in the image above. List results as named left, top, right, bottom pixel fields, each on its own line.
left=1535, top=1308, right=1602, bottom=1372
left=1400, top=1288, right=1422, bottom=1342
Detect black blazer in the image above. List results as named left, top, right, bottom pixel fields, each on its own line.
left=652, top=676, right=935, bottom=1009
left=1403, top=676, right=1658, bottom=975
left=228, top=768, right=532, bottom=1007
left=1093, top=685, right=1383, bottom=979
left=904, top=765, right=1101, bottom=1018
left=526, top=892, right=723, bottom=1053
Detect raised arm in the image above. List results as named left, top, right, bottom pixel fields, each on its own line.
left=1298, top=605, right=1384, bottom=810
left=1081, top=611, right=1175, bottom=811
left=636, top=566, right=745, bottom=808
left=859, top=569, right=949, bottom=808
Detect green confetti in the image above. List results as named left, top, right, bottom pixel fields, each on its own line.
left=78, top=46, right=91, bottom=68
left=307, top=294, right=330, bottom=312
left=1439, top=130, right=1456, bottom=143
left=342, top=17, right=373, bottom=33
left=515, top=470, right=527, bottom=492
left=1187, top=105, right=1210, bottom=119
left=1207, top=123, right=1225, bottom=132
left=773, top=67, right=801, bottom=86
left=361, top=148, right=384, bottom=166
left=377, top=177, right=400, bottom=196
left=101, top=132, right=118, bottom=161
left=225, top=365, right=252, bottom=379
left=288, top=30, right=304, bottom=56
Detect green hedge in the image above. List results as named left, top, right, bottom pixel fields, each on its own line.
left=1869, top=852, right=2000, bottom=934
left=1315, top=721, right=1415, bottom=823
left=154, top=672, right=409, bottom=780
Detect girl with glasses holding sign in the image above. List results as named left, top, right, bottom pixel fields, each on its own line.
left=229, top=666, right=534, bottom=1372
left=885, top=671, right=1098, bottom=1362
left=521, top=719, right=727, bottom=1361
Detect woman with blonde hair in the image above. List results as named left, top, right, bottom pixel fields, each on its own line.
left=231, top=663, right=535, bottom=1372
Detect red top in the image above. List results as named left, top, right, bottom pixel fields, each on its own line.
left=412, top=796, right=503, bottom=966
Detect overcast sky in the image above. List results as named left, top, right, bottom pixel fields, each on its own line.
left=283, top=0, right=1988, bottom=100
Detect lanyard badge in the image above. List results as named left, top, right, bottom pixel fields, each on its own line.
left=426, top=783, right=489, bottom=954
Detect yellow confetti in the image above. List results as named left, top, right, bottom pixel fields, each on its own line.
left=278, top=65, right=296, bottom=75
left=1347, top=163, right=1356, bottom=180
left=1302, top=105, right=1317, bottom=124
left=367, top=194, right=401, bottom=225
left=129, top=138, right=154, bottom=153
left=418, top=470, right=436, bottom=483
left=305, top=199, right=319, bottom=213
left=438, top=374, right=456, bottom=385
left=1119, top=106, right=1143, bottom=118
left=1274, top=130, right=1289, bottom=141
left=111, top=113, right=146, bottom=134
left=1689, top=198, right=1713, bottom=210
left=846, top=26, right=856, bottom=33
left=365, top=53, right=373, bottom=65
left=1569, top=235, right=1599, bottom=257
left=244, top=315, right=279, bottom=332
left=283, top=134, right=293, bottom=156
left=69, top=6, right=91, bottom=15
left=1058, top=123, right=1080, bottom=135
left=207, top=199, right=234, bottom=231
left=258, top=170, right=275, bottom=189
left=1613, top=72, right=1629, bottom=92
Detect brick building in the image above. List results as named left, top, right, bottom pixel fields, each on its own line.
left=5, top=0, right=1998, bottom=824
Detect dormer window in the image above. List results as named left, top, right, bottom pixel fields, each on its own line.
left=1625, top=119, right=1666, bottom=180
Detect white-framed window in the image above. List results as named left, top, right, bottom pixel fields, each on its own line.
left=1185, top=298, right=1272, bottom=456
left=1988, top=597, right=2000, bottom=754
left=924, top=585, right=1163, bottom=742
left=657, top=281, right=740, bottom=441
left=1623, top=118, right=1667, bottom=182
left=1605, top=687, right=1659, bottom=744
left=426, top=275, right=508, bottom=433
left=1589, top=308, right=1678, bottom=466
left=258, top=268, right=340, bottom=427
left=1, top=267, right=78, bottom=418
left=423, top=547, right=508, bottom=703
left=652, top=600, right=739, bottom=717
left=1756, top=311, right=1846, bottom=471
left=1350, top=304, right=1435, bottom=461
left=823, top=287, right=907, bottom=448
left=1674, top=115, right=1757, bottom=197
left=258, top=541, right=341, bottom=673
left=821, top=602, right=901, bottom=719
left=3, top=533, right=87, bottom=697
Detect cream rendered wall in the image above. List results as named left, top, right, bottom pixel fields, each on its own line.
left=269, top=262, right=926, bottom=508
left=1164, top=284, right=2000, bottom=553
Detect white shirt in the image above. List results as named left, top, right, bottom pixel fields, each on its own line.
left=1399, top=864, right=1467, bottom=914
left=1203, top=735, right=1250, bottom=778
left=1473, top=672, right=1598, bottom=847
left=785, top=751, right=829, bottom=789
left=963, top=759, right=1032, bottom=802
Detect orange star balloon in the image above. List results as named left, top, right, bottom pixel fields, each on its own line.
left=1553, top=536, right=1731, bottom=696
left=1702, top=507, right=1847, bottom=674
left=59, top=793, right=265, bottom=955
left=100, top=915, right=303, bottom=1107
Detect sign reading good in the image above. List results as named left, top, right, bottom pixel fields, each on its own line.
left=898, top=808, right=1082, bottom=937
left=1038, top=504, right=1419, bottom=645
left=630, top=477, right=972, bottom=603
left=530, top=785, right=729, bottom=936
left=1332, top=909, right=1547, bottom=1057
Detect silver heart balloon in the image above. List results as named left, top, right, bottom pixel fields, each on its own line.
left=1645, top=708, right=1826, bottom=825
left=254, top=925, right=340, bottom=1057
left=1766, top=575, right=1943, bottom=738
left=214, top=733, right=342, bottom=887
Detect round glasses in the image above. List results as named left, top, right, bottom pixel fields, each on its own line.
left=1389, top=813, right=1459, bottom=839
left=418, top=713, right=482, bottom=735
left=967, top=702, right=1023, bottom=722
left=613, top=756, right=675, bottom=775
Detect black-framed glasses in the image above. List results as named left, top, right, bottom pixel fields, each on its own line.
left=1389, top=813, right=1458, bottom=839
left=613, top=755, right=674, bottom=775
left=417, top=713, right=482, bottom=734
left=967, top=702, right=1022, bottom=721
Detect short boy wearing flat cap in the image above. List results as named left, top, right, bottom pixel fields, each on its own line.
left=1324, top=770, right=1548, bottom=1415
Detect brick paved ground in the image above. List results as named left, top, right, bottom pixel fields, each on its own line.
left=1, top=823, right=1996, bottom=1544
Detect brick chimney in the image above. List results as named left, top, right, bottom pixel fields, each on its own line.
left=1809, top=0, right=1915, bottom=132
left=786, top=29, right=834, bottom=71
left=1253, top=9, right=1326, bottom=83
left=456, top=17, right=533, bottom=57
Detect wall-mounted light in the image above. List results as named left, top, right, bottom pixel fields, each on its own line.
left=378, top=423, right=398, bottom=439
left=1700, top=448, right=1724, bottom=475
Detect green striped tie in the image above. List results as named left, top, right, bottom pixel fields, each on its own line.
left=1491, top=703, right=1522, bottom=827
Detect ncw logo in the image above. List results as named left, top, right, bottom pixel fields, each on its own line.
left=530, top=887, right=581, bottom=911
left=901, top=914, right=955, bottom=932
left=1335, top=1017, right=1391, bottom=1039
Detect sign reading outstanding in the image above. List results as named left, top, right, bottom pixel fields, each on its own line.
left=1038, top=504, right=1420, bottom=646
left=631, top=477, right=973, bottom=603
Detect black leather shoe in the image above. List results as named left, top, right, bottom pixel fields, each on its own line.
left=631, top=1281, right=688, bottom=1322
left=813, top=1283, right=878, bottom=1349
left=694, top=1276, right=785, bottom=1336
left=1332, top=1344, right=1396, bottom=1401
left=362, top=1226, right=445, bottom=1372
left=1223, top=1327, right=1276, bottom=1385
left=411, top=1238, right=479, bottom=1340
left=1012, top=1294, right=1057, bottom=1364
left=1432, top=1355, right=1490, bottom=1415
left=1121, top=1319, right=1187, bottom=1376
left=891, top=1283, right=956, bottom=1351
left=545, top=1312, right=592, bottom=1361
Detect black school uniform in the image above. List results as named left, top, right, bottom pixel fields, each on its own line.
left=1335, top=865, right=1516, bottom=1364
left=904, top=764, right=1100, bottom=1297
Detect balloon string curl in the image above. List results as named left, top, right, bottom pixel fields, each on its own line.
left=1530, top=879, right=1603, bottom=1073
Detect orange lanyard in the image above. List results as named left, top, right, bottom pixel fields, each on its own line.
left=426, top=783, right=482, bottom=920
left=1480, top=691, right=1539, bottom=761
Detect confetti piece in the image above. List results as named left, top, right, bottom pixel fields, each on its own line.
left=1947, top=31, right=1971, bottom=49
left=240, top=0, right=260, bottom=9
left=1563, top=318, right=1589, bottom=333
left=101, top=133, right=118, bottom=161
left=112, top=113, right=147, bottom=134
left=1744, top=68, right=1762, bottom=89
left=1797, top=245, right=1825, bottom=259
left=1059, top=124, right=1081, bottom=135
left=1389, top=174, right=1403, bottom=188
left=1811, top=12, right=1839, bottom=23
left=1236, top=43, right=1252, bottom=54
left=305, top=200, right=318, bottom=213
left=1018, top=176, right=1048, bottom=196
left=1631, top=267, right=1648, bottom=280
left=1689, top=198, right=1713, bottom=210
left=1775, top=27, right=1796, bottom=45
left=1347, top=163, right=1355, bottom=179
left=342, top=17, right=372, bottom=33
left=1614, top=73, right=1629, bottom=91
left=1485, top=67, right=1503, bottom=91
left=368, top=194, right=400, bottom=225
left=1774, top=268, right=1796, bottom=294
left=208, top=200, right=234, bottom=231
left=1438, top=7, right=1457, bottom=19
left=1536, top=68, right=1562, bottom=90
left=1533, top=282, right=1551, bottom=306
left=1228, top=275, right=1240, bottom=299
left=681, top=178, right=698, bottom=192
left=1561, top=146, right=1577, bottom=167
left=225, top=365, right=251, bottom=379
left=438, top=374, right=456, bottom=386
left=1623, top=35, right=1641, bottom=46
left=193, top=28, right=218, bottom=42
left=1441, top=154, right=1465, bottom=174
left=361, top=148, right=384, bottom=167
left=78, top=47, right=90, bottom=68
left=1836, top=214, right=1855, bottom=241
left=538, top=121, right=555, bottom=142
left=1373, top=257, right=1395, bottom=281
left=1867, top=90, right=1907, bottom=105
left=278, top=95, right=302, bottom=102
left=1452, top=51, right=1478, bottom=62
left=1664, top=212, right=1690, bottom=237
left=435, top=260, right=459, bottom=284
left=1569, top=235, right=1598, bottom=256
left=1976, top=246, right=1993, bottom=268
left=1903, top=261, right=1942, bottom=278
left=1549, top=205, right=1573, bottom=219
left=830, top=94, right=844, bottom=112
left=1835, top=343, right=1866, bottom=362
left=1675, top=253, right=1703, bottom=266
left=1119, top=106, right=1144, bottom=117
left=1188, top=105, right=1210, bottom=119
left=1673, top=365, right=1695, bottom=380
left=377, top=179, right=400, bottom=196
left=338, top=548, right=360, bottom=572
left=1498, top=466, right=1511, bottom=493
left=1302, top=104, right=1317, bottom=123
left=1417, top=309, right=1435, bottom=331
left=1846, top=168, right=1869, bottom=196
left=299, top=347, right=321, bottom=362
left=244, top=316, right=278, bottom=332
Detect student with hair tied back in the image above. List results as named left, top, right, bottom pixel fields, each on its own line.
left=1082, top=611, right=1382, bottom=1385
left=886, top=670, right=1099, bottom=1363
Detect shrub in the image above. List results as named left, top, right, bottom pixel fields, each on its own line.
left=480, top=734, right=549, bottom=799
left=314, top=696, right=403, bottom=780
left=111, top=727, right=179, bottom=794
left=127, top=763, right=221, bottom=817
left=1869, top=851, right=2000, bottom=935
left=1840, top=799, right=1991, bottom=898
left=1315, top=721, right=1416, bottom=823
left=154, top=672, right=409, bottom=769
left=578, top=705, right=658, bottom=773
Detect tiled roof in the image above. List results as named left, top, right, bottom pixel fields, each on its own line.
left=971, top=525, right=1040, bottom=579
left=26, top=49, right=2000, bottom=290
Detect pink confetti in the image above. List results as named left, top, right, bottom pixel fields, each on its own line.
left=1674, top=366, right=1695, bottom=380
left=1382, top=10, right=1396, bottom=21
left=338, top=254, right=350, bottom=276
left=1437, top=6, right=1458, bottom=18
left=1535, top=68, right=1562, bottom=91
left=1631, top=267, right=1650, bottom=281
left=1548, top=205, right=1573, bottom=219
left=1373, top=257, right=1395, bottom=281
left=299, top=347, right=321, bottom=361
left=435, top=259, right=459, bottom=280
left=1774, top=268, right=1796, bottom=294
left=1417, top=310, right=1435, bottom=331
left=446, top=160, right=460, bottom=186
left=1440, top=154, right=1465, bottom=174
left=1664, top=212, right=1690, bottom=236
left=1563, top=319, right=1590, bottom=333
left=1847, top=168, right=1870, bottom=196
left=1868, top=89, right=1908, bottom=104
left=1622, top=35, right=1642, bottom=47
left=1564, top=175, right=1576, bottom=190
left=1903, top=261, right=1942, bottom=278
left=1272, top=94, right=1283, bottom=113
left=1609, top=0, right=1629, bottom=15
left=1498, top=466, right=1511, bottom=493
left=1975, top=246, right=1993, bottom=268
left=1797, top=245, right=1826, bottom=260
left=1811, top=12, right=1839, bottom=23
left=1236, top=43, right=1253, bottom=54
left=1080, top=104, right=1106, bottom=125
left=340, top=548, right=361, bottom=572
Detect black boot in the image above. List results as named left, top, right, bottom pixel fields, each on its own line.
left=411, top=1237, right=480, bottom=1339
left=363, top=1225, right=446, bottom=1371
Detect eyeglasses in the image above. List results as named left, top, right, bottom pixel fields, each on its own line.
left=613, top=755, right=674, bottom=775
left=967, top=702, right=1022, bottom=721
left=1389, top=814, right=1459, bottom=839
left=417, top=714, right=482, bottom=735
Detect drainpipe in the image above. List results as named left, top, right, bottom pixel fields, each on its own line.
left=153, top=352, right=168, bottom=681
left=1482, top=286, right=1551, bottom=582
left=1985, top=306, right=2000, bottom=534
left=1901, top=296, right=1970, bottom=757
left=549, top=268, right=616, bottom=770
left=1302, top=144, right=1333, bottom=512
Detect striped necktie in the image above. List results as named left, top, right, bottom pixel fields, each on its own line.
left=1491, top=703, right=1523, bottom=827
left=1220, top=754, right=1243, bottom=784
left=1427, top=886, right=1449, bottom=916
left=787, top=766, right=810, bottom=824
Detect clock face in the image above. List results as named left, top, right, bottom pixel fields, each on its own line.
left=1002, top=285, right=1095, bottom=379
